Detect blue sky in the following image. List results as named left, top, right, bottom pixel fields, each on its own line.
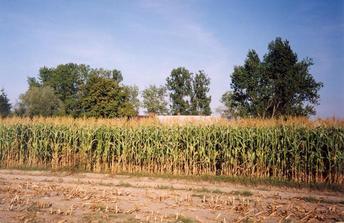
left=0, top=0, right=343, bottom=117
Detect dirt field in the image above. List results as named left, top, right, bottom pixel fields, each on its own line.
left=0, top=170, right=343, bottom=223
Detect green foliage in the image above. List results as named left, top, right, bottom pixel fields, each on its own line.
left=226, top=37, right=323, bottom=118
left=231, top=190, right=253, bottom=196
left=166, top=67, right=212, bottom=115
left=29, top=63, right=126, bottom=116
left=124, top=85, right=140, bottom=115
left=90, top=68, right=123, bottom=83
left=142, top=85, right=168, bottom=114
left=220, top=91, right=237, bottom=118
left=190, top=70, right=211, bottom=115
left=27, top=77, right=41, bottom=88
left=32, top=63, right=91, bottom=115
left=0, top=89, right=11, bottom=117
left=27, top=63, right=138, bottom=118
left=18, top=86, right=64, bottom=116
left=0, top=121, right=343, bottom=184
left=230, top=50, right=268, bottom=117
left=166, top=67, right=193, bottom=115
left=80, top=76, right=135, bottom=118
left=264, top=38, right=323, bottom=116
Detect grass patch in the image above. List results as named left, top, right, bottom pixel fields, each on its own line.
left=231, top=190, right=253, bottom=196
left=82, top=213, right=140, bottom=223
left=91, top=203, right=107, bottom=212
left=1, top=165, right=49, bottom=172
left=191, top=194, right=204, bottom=198
left=193, top=187, right=224, bottom=194
left=193, top=187, right=210, bottom=193
left=301, top=196, right=344, bottom=205
left=156, top=184, right=175, bottom=190
left=2, top=167, right=343, bottom=193
left=212, top=188, right=223, bottom=194
left=117, top=181, right=133, bottom=187
left=116, top=171, right=344, bottom=193
left=174, top=216, right=198, bottom=223
left=302, top=196, right=319, bottom=203
left=98, top=181, right=114, bottom=187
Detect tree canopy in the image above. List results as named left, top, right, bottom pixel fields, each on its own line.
left=166, top=67, right=193, bottom=115
left=190, top=70, right=211, bottom=115
left=80, top=75, right=136, bottom=118
left=0, top=89, right=11, bottom=117
left=31, top=63, right=90, bottom=115
left=142, top=85, right=168, bottom=115
left=225, top=37, right=323, bottom=118
left=220, top=91, right=236, bottom=118
left=4, top=37, right=325, bottom=118
left=26, top=63, right=136, bottom=118
left=17, top=86, right=64, bottom=117
left=124, top=85, right=140, bottom=115
left=166, top=67, right=212, bottom=115
left=28, top=63, right=125, bottom=116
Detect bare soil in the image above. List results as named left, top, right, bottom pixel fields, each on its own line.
left=0, top=169, right=343, bottom=223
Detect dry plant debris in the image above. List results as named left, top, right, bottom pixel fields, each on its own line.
left=0, top=169, right=343, bottom=222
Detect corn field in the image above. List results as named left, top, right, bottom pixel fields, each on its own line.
left=0, top=117, right=343, bottom=184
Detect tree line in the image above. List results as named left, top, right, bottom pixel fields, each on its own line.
left=0, top=37, right=323, bottom=118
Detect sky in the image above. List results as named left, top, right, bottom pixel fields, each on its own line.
left=0, top=0, right=343, bottom=117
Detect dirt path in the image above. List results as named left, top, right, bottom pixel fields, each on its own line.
left=0, top=169, right=343, bottom=223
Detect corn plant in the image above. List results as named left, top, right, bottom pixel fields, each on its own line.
left=0, top=117, right=343, bottom=184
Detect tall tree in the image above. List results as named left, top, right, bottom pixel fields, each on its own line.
left=190, top=70, right=211, bottom=115
left=0, top=89, right=11, bottom=117
left=230, top=50, right=270, bottom=117
left=80, top=76, right=135, bottom=118
left=220, top=91, right=237, bottom=118
left=142, top=85, right=168, bottom=115
left=28, top=63, right=125, bottom=116
left=18, top=86, right=64, bottom=117
left=124, top=85, right=140, bottom=115
left=29, top=63, right=91, bottom=115
left=166, top=67, right=192, bottom=115
left=263, top=38, right=323, bottom=117
left=90, top=68, right=123, bottom=83
left=225, top=37, right=323, bottom=118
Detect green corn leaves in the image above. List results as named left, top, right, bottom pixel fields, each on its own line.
left=0, top=123, right=343, bottom=184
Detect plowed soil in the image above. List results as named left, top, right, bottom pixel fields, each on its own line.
left=0, top=169, right=343, bottom=222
